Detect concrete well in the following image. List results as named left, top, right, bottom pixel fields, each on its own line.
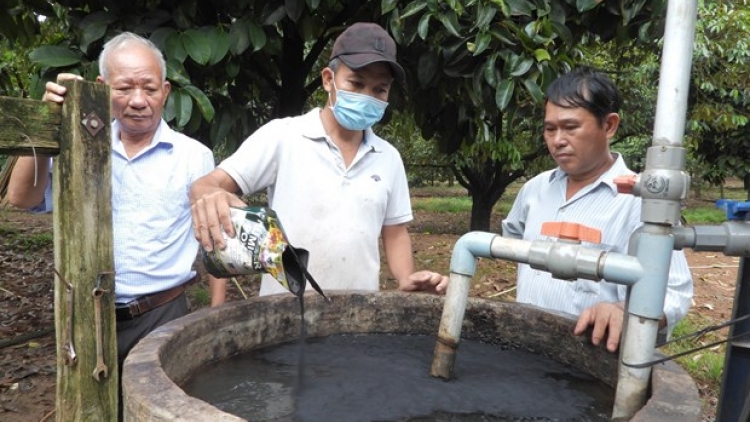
left=122, top=291, right=702, bottom=421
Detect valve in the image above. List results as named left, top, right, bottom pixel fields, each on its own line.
left=541, top=221, right=602, bottom=244
left=614, top=174, right=638, bottom=195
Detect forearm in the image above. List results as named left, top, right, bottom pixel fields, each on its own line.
left=7, top=156, right=51, bottom=209
left=190, top=170, right=231, bottom=204
left=208, top=275, right=228, bottom=307
left=382, top=224, right=415, bottom=288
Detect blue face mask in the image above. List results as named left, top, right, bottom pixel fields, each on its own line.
left=329, top=81, right=389, bottom=131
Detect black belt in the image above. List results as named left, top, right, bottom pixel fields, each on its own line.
left=115, top=274, right=199, bottom=321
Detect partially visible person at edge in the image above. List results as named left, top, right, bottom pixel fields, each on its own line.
left=7, top=32, right=229, bottom=372
left=501, top=67, right=693, bottom=352
left=189, top=22, right=449, bottom=296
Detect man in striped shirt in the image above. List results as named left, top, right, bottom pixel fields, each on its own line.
left=502, top=67, right=693, bottom=352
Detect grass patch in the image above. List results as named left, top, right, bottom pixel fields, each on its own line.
left=0, top=225, right=53, bottom=252
left=412, top=196, right=512, bottom=215
left=0, top=223, right=18, bottom=237
left=411, top=184, right=468, bottom=198
left=660, top=315, right=726, bottom=392
left=412, top=197, right=472, bottom=213
left=15, top=232, right=53, bottom=251
left=187, top=285, right=211, bottom=309
left=683, top=207, right=731, bottom=225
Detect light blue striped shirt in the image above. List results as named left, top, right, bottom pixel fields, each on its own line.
left=29, top=158, right=53, bottom=214
left=111, top=120, right=215, bottom=303
left=502, top=153, right=693, bottom=334
left=33, top=121, right=214, bottom=302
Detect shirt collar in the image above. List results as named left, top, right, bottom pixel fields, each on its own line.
left=548, top=152, right=631, bottom=194
left=112, top=119, right=173, bottom=157
left=302, top=108, right=384, bottom=153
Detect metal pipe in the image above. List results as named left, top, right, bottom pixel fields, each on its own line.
left=673, top=223, right=750, bottom=256
left=612, top=316, right=661, bottom=422
left=431, top=232, right=498, bottom=379
left=613, top=230, right=676, bottom=419
left=652, top=0, right=696, bottom=148
left=432, top=233, right=643, bottom=379
left=611, top=0, right=698, bottom=418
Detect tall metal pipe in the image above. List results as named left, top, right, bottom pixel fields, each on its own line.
left=652, top=0, right=696, bottom=148
left=612, top=0, right=698, bottom=419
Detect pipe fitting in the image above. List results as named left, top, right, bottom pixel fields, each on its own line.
left=673, top=223, right=750, bottom=256
left=633, top=146, right=691, bottom=225
left=527, top=241, right=604, bottom=281
left=450, top=231, right=498, bottom=276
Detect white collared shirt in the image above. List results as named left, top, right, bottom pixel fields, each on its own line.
left=502, top=153, right=693, bottom=334
left=219, top=108, right=412, bottom=295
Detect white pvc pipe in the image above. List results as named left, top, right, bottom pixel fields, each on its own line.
left=612, top=317, right=661, bottom=421
left=652, top=0, right=698, bottom=147
left=431, top=273, right=472, bottom=379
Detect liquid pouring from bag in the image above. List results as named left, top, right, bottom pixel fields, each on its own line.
left=202, top=206, right=327, bottom=299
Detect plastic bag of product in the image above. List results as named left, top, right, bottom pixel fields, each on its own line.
left=202, top=206, right=326, bottom=298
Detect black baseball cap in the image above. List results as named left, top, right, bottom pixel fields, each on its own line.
left=330, top=22, right=406, bottom=85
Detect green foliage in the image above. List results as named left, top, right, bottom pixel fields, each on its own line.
left=682, top=207, right=731, bottom=225
left=688, top=1, right=750, bottom=186
left=0, top=226, right=54, bottom=253
left=187, top=285, right=211, bottom=308
left=24, top=0, right=385, bottom=152
left=660, top=316, right=725, bottom=389
left=8, top=0, right=674, bottom=232
left=0, top=3, right=68, bottom=99
left=383, top=0, right=667, bottom=230
left=378, top=111, right=453, bottom=187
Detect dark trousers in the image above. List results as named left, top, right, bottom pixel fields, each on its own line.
left=116, top=292, right=190, bottom=366
left=116, top=292, right=189, bottom=420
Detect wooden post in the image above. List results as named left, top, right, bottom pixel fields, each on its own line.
left=0, top=80, right=116, bottom=420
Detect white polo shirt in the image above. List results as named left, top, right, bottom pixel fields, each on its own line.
left=219, top=108, right=413, bottom=295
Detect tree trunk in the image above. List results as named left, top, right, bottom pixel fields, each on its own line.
left=469, top=192, right=495, bottom=232
left=278, top=21, right=307, bottom=118
left=455, top=159, right=526, bottom=233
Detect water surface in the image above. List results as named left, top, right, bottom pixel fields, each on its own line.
left=183, top=334, right=613, bottom=422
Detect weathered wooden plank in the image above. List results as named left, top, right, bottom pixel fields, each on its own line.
left=0, top=97, right=61, bottom=154
left=53, top=79, right=116, bottom=421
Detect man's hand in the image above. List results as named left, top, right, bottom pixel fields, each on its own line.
left=398, top=270, right=449, bottom=294
left=42, top=73, right=84, bottom=104
left=573, top=301, right=625, bottom=353
left=190, top=188, right=246, bottom=251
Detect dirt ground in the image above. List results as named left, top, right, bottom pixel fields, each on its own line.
left=0, top=206, right=740, bottom=422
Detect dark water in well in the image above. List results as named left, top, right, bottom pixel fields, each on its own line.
left=182, top=334, right=613, bottom=422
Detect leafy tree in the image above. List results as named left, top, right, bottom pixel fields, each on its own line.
left=687, top=0, right=750, bottom=187
left=580, top=37, right=662, bottom=173
left=382, top=0, right=668, bottom=230
left=24, top=0, right=388, bottom=154
left=20, top=0, right=669, bottom=230
left=379, top=111, right=453, bottom=187
left=0, top=0, right=67, bottom=98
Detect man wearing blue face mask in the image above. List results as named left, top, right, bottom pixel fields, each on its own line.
left=190, top=22, right=449, bottom=297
